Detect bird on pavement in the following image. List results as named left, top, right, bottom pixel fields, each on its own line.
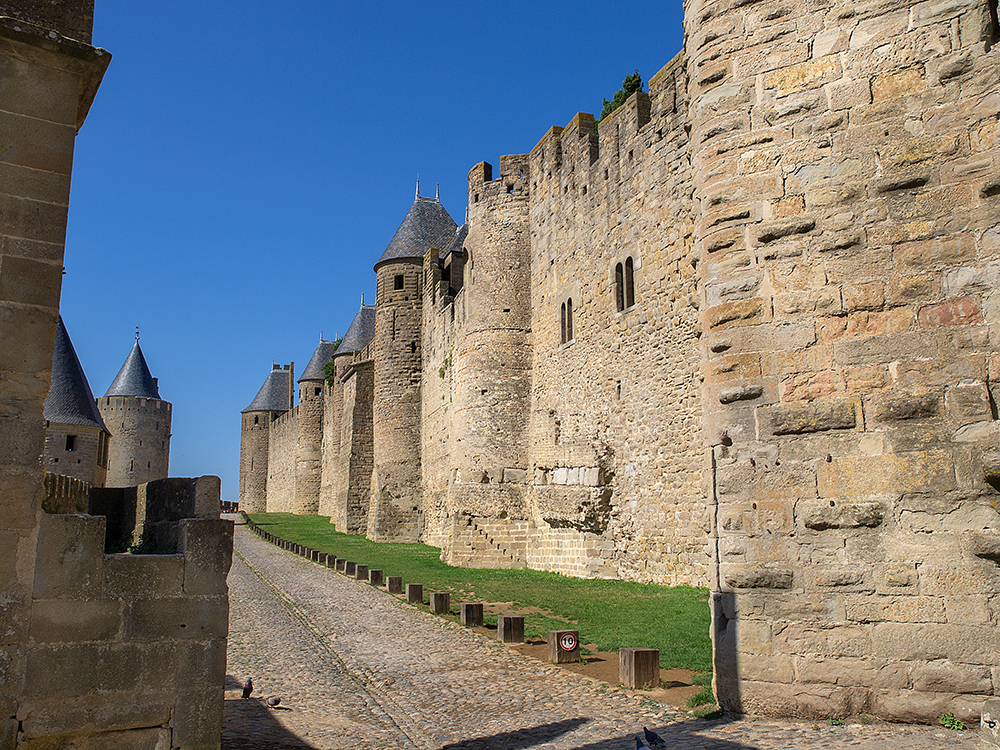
left=242, top=678, right=253, bottom=699
left=643, top=726, right=666, bottom=747
left=635, top=737, right=648, bottom=749
left=265, top=696, right=281, bottom=707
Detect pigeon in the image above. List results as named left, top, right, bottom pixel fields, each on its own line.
left=265, top=696, right=281, bottom=707
left=643, top=727, right=666, bottom=747
left=635, top=737, right=648, bottom=749
left=242, top=677, right=253, bottom=699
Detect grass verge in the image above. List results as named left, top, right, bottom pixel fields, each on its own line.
left=248, top=512, right=712, bottom=673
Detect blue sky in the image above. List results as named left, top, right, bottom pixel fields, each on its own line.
left=61, top=1, right=686, bottom=501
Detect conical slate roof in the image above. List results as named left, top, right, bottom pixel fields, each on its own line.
left=44, top=317, right=109, bottom=432
left=374, top=195, right=458, bottom=269
left=299, top=339, right=339, bottom=382
left=336, top=305, right=375, bottom=355
left=242, top=366, right=293, bottom=413
left=103, top=338, right=161, bottom=399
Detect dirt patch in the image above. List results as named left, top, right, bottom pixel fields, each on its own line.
left=465, top=630, right=702, bottom=709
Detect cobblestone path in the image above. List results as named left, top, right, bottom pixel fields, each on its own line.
left=222, top=518, right=978, bottom=749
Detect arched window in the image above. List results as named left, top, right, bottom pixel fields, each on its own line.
left=560, top=302, right=567, bottom=344
left=615, top=263, right=624, bottom=312
left=566, top=297, right=574, bottom=342
left=625, top=256, right=635, bottom=308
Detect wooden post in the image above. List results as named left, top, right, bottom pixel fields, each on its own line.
left=406, top=584, right=423, bottom=604
left=355, top=564, right=369, bottom=581
left=344, top=561, right=356, bottom=576
left=619, top=648, right=660, bottom=689
left=430, top=592, right=450, bottom=614
left=460, top=603, right=484, bottom=627
left=547, top=630, right=580, bottom=664
left=369, top=569, right=384, bottom=586
left=497, top=615, right=525, bottom=643
left=386, top=576, right=403, bottom=594
left=335, top=558, right=346, bottom=572
left=326, top=556, right=336, bottom=568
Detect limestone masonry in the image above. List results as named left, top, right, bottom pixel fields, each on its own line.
left=240, top=0, right=1000, bottom=725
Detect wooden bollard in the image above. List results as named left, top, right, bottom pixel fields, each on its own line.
left=430, top=592, right=450, bottom=614
left=386, top=576, right=403, bottom=594
left=310, top=550, right=320, bottom=562
left=619, top=648, right=660, bottom=689
left=547, top=630, right=580, bottom=664
left=326, top=556, right=336, bottom=568
left=317, top=552, right=327, bottom=565
left=406, top=584, right=423, bottom=604
left=369, top=569, right=384, bottom=586
left=345, top=561, right=357, bottom=576
left=460, top=603, right=484, bottom=627
left=498, top=615, right=525, bottom=644
left=355, top=564, right=369, bottom=581
left=335, top=558, right=346, bottom=572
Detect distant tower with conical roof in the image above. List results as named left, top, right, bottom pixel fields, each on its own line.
left=43, top=317, right=111, bottom=486
left=239, top=363, right=294, bottom=512
left=370, top=184, right=457, bottom=541
left=97, top=332, right=172, bottom=487
left=295, top=339, right=338, bottom=514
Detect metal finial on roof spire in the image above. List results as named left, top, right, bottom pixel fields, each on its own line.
left=415, top=176, right=420, bottom=199
left=436, top=183, right=440, bottom=200
left=135, top=326, right=140, bottom=342
left=361, top=292, right=364, bottom=305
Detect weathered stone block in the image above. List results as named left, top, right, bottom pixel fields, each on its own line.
left=29, top=598, right=121, bottom=643
left=816, top=451, right=955, bottom=497
left=19, top=727, right=171, bottom=750
left=173, top=685, right=224, bottom=750
left=180, top=519, right=233, bottom=596
left=983, top=698, right=1000, bottom=749
left=724, top=568, right=794, bottom=590
left=23, top=643, right=99, bottom=697
left=763, top=400, right=857, bottom=436
left=32, top=513, right=105, bottom=599
left=18, top=691, right=173, bottom=739
left=103, top=554, right=184, bottom=599
left=798, top=498, right=886, bottom=530
left=98, top=642, right=178, bottom=693
left=125, top=596, right=228, bottom=641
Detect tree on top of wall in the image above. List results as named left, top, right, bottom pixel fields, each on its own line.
left=322, top=338, right=344, bottom=386
left=598, top=69, right=643, bottom=125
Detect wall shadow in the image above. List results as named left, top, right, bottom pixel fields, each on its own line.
left=566, top=716, right=757, bottom=750
left=222, top=674, right=318, bottom=750
left=440, top=717, right=588, bottom=749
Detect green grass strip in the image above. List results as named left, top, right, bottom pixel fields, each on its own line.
left=248, top=512, right=712, bottom=673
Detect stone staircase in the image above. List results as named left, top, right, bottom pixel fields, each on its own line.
left=444, top=516, right=528, bottom=569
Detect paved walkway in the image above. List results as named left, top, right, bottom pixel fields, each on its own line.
left=222, top=517, right=978, bottom=749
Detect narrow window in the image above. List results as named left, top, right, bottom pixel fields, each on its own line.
left=988, top=0, right=999, bottom=48
left=130, top=459, right=134, bottom=472
left=560, top=302, right=567, bottom=344
left=615, top=262, right=624, bottom=312
left=394, top=274, right=404, bottom=290
left=625, top=256, right=635, bottom=308
left=65, top=435, right=76, bottom=452
left=566, top=297, right=574, bottom=341
left=314, top=387, right=321, bottom=396
left=254, top=415, right=259, bottom=424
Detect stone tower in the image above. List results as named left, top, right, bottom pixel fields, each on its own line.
left=98, top=333, right=171, bottom=487
left=43, top=317, right=111, bottom=486
left=684, top=0, right=1000, bottom=720
left=320, top=303, right=375, bottom=530
left=295, top=338, right=338, bottom=514
left=239, top=363, right=293, bottom=512
left=370, top=184, right=457, bottom=541
left=442, top=158, right=533, bottom=552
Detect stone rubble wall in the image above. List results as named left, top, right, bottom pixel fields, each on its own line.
left=294, top=380, right=324, bottom=514
left=238, top=410, right=270, bottom=513
left=318, top=358, right=347, bottom=519
left=333, top=360, right=374, bottom=534
left=684, top=0, right=1000, bottom=723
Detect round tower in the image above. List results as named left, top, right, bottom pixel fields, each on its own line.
left=97, top=333, right=171, bottom=488
left=370, top=183, right=457, bottom=541
left=239, top=363, right=293, bottom=512
left=295, top=338, right=338, bottom=514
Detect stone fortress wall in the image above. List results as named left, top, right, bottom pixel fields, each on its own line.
left=241, top=0, right=1000, bottom=723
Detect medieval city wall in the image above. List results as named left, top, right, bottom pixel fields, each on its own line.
left=99, top=395, right=171, bottom=487
left=239, top=411, right=270, bottom=513
left=684, top=0, right=1000, bottom=722
left=266, top=406, right=297, bottom=513
left=525, top=56, right=707, bottom=586
left=294, top=381, right=323, bottom=514
left=318, top=360, right=346, bottom=519
left=334, top=361, right=374, bottom=534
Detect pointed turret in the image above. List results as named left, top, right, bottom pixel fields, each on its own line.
left=97, top=332, right=172, bottom=487
left=374, top=192, right=458, bottom=270
left=239, top=363, right=294, bottom=512
left=43, top=317, right=111, bottom=486
left=336, top=304, right=375, bottom=356
left=298, top=339, right=340, bottom=384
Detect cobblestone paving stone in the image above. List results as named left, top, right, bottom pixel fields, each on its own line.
left=223, top=518, right=979, bottom=749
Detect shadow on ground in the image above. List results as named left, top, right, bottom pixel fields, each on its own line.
left=222, top=673, right=318, bottom=750
left=437, top=716, right=756, bottom=750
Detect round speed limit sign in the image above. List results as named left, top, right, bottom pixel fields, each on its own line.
left=559, top=632, right=578, bottom=651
